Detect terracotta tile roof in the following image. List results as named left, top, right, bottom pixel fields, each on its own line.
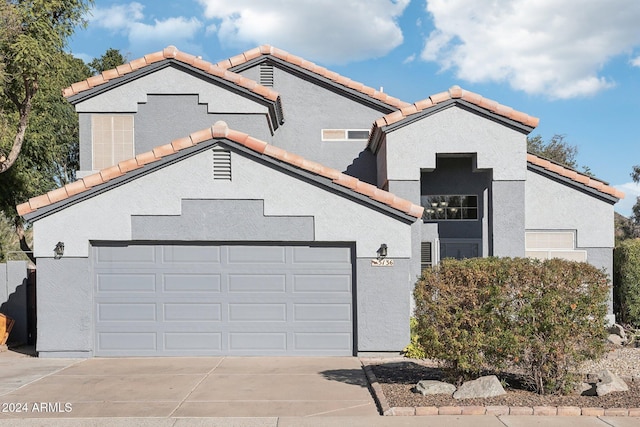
left=17, top=121, right=424, bottom=219
left=527, top=153, right=624, bottom=199
left=215, top=45, right=411, bottom=110
left=370, top=85, right=539, bottom=140
left=62, top=46, right=280, bottom=103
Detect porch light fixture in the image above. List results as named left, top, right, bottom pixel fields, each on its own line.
left=54, top=241, right=65, bottom=259
left=377, top=243, right=388, bottom=260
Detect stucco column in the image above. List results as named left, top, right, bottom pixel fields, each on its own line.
left=491, top=180, right=525, bottom=257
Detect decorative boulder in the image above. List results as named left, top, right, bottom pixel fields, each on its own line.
left=607, top=334, right=625, bottom=346
left=596, top=369, right=629, bottom=396
left=453, top=375, right=506, bottom=399
left=415, top=380, right=456, bottom=396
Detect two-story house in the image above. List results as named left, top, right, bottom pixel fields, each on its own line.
left=17, top=45, right=623, bottom=357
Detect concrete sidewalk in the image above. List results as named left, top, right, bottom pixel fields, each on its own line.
left=0, top=355, right=376, bottom=418
left=0, top=349, right=639, bottom=426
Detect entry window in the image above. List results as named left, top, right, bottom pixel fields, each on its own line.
left=92, top=115, right=134, bottom=170
left=422, top=195, right=478, bottom=221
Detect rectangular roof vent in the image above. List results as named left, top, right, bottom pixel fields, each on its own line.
left=212, top=147, right=231, bottom=181
left=259, top=63, right=274, bottom=87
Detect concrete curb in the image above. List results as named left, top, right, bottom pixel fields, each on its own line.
left=361, top=361, right=640, bottom=417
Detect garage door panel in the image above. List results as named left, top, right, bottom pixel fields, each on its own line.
left=292, top=275, right=351, bottom=292
left=94, top=244, right=353, bottom=356
left=162, top=246, right=221, bottom=263
left=164, top=332, right=221, bottom=350
left=294, top=333, right=352, bottom=351
left=96, top=245, right=156, bottom=264
left=163, top=303, right=222, bottom=321
left=227, top=274, right=286, bottom=293
left=227, top=246, right=286, bottom=264
left=292, top=246, right=351, bottom=264
left=163, top=274, right=221, bottom=292
left=229, top=333, right=287, bottom=351
left=98, top=332, right=157, bottom=351
left=293, top=304, right=351, bottom=321
left=97, top=274, right=156, bottom=292
left=98, top=303, right=157, bottom=321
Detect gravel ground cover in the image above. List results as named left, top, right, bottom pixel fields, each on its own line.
left=366, top=347, right=640, bottom=409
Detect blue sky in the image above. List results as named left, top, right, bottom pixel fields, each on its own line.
left=67, top=0, right=640, bottom=216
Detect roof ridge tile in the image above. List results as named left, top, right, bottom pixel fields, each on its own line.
left=216, top=45, right=410, bottom=109
left=372, top=85, right=540, bottom=132
left=62, top=46, right=280, bottom=104
left=17, top=121, right=424, bottom=219
left=527, top=152, right=624, bottom=199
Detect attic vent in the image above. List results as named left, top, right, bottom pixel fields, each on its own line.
left=259, top=63, right=274, bottom=87
left=212, top=147, right=231, bottom=181
left=421, top=242, right=433, bottom=271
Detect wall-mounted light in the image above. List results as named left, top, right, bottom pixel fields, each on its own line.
left=377, top=243, right=388, bottom=260
left=54, top=242, right=65, bottom=259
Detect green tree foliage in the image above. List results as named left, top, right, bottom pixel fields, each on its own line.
left=0, top=0, right=92, bottom=174
left=414, top=257, right=609, bottom=395
left=631, top=165, right=640, bottom=226
left=88, top=47, right=127, bottom=75
left=614, top=239, right=640, bottom=327
left=0, top=52, right=91, bottom=260
left=527, top=134, right=579, bottom=169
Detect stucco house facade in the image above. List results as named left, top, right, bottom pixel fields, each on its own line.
left=17, top=45, right=623, bottom=358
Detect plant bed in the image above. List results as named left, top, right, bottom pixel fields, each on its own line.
left=364, top=348, right=640, bottom=412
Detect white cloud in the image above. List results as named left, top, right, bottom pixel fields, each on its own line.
left=614, top=182, right=640, bottom=217
left=86, top=3, right=204, bottom=57
left=403, top=54, right=416, bottom=64
left=421, top=0, right=640, bottom=99
left=632, top=56, right=640, bottom=67
left=89, top=2, right=145, bottom=32
left=196, top=0, right=410, bottom=64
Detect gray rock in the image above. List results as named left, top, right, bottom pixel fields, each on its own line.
left=608, top=324, right=627, bottom=340
left=453, top=375, right=506, bottom=399
left=415, top=380, right=456, bottom=396
left=596, top=369, right=629, bottom=396
left=580, top=382, right=597, bottom=396
left=607, top=334, right=625, bottom=346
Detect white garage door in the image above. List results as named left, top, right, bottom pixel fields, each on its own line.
left=93, top=244, right=353, bottom=356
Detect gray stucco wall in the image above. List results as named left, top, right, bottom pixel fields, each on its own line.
left=492, top=181, right=526, bottom=257
left=78, top=93, right=272, bottom=174
left=525, top=169, right=615, bottom=248
left=0, top=261, right=29, bottom=345
left=356, top=258, right=411, bottom=351
left=36, top=257, right=92, bottom=358
left=240, top=64, right=385, bottom=183
left=32, top=145, right=416, bottom=356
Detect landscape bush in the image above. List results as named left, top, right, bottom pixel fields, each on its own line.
left=413, top=257, right=609, bottom=394
left=614, top=239, right=640, bottom=327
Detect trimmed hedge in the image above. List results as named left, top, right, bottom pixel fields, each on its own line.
left=614, top=239, right=640, bottom=327
left=414, top=257, right=609, bottom=395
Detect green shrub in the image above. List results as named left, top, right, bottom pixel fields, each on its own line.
left=402, top=317, right=426, bottom=359
left=413, top=257, right=609, bottom=394
left=614, top=239, right=640, bottom=327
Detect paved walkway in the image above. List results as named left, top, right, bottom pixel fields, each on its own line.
left=0, top=349, right=639, bottom=426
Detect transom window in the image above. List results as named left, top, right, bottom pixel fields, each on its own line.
left=92, top=115, right=134, bottom=170
left=421, top=195, right=478, bottom=221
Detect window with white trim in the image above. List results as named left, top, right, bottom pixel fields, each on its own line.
left=92, top=115, right=134, bottom=170
left=421, top=195, right=478, bottom=221
left=321, top=129, right=370, bottom=141
left=525, top=231, right=587, bottom=262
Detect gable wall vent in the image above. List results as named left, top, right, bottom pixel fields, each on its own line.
left=212, top=147, right=231, bottom=181
left=421, top=242, right=433, bottom=271
left=259, top=63, right=274, bottom=87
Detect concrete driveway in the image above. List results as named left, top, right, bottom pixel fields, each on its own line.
left=0, top=355, right=377, bottom=419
